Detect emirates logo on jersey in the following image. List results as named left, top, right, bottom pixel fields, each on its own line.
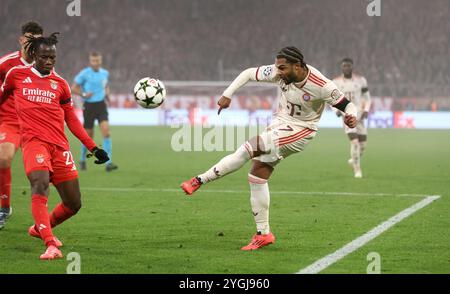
left=36, top=154, right=45, bottom=164
left=0, top=132, right=6, bottom=141
left=50, top=80, right=58, bottom=90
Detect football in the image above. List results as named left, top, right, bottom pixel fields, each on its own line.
left=133, top=77, right=166, bottom=109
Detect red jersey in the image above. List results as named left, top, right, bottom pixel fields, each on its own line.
left=0, top=51, right=33, bottom=127
left=0, top=65, right=96, bottom=150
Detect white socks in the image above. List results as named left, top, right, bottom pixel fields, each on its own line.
left=198, top=142, right=252, bottom=184
left=359, top=141, right=367, bottom=157
left=248, top=174, right=270, bottom=235
left=350, top=140, right=361, bottom=171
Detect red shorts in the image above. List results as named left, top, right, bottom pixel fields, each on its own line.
left=0, top=123, right=21, bottom=150
left=22, top=138, right=78, bottom=185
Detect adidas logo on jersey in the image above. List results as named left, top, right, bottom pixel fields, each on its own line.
left=22, top=77, right=32, bottom=83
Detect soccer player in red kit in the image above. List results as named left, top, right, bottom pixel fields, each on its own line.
left=0, top=33, right=109, bottom=259
left=0, top=21, right=43, bottom=230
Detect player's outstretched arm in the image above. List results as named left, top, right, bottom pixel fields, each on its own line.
left=61, top=102, right=106, bottom=161
left=219, top=65, right=276, bottom=114
left=63, top=105, right=109, bottom=164
left=333, top=98, right=358, bottom=128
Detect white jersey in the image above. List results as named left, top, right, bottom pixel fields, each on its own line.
left=333, top=74, right=370, bottom=113
left=254, top=64, right=346, bottom=130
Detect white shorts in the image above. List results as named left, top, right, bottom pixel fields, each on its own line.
left=344, top=118, right=368, bottom=136
left=253, top=119, right=316, bottom=166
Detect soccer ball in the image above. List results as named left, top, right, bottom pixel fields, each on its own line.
left=133, top=77, right=166, bottom=109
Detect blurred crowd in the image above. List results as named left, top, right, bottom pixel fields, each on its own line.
left=1, top=0, right=448, bottom=98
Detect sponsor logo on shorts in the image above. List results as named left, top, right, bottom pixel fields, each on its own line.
left=302, top=93, right=311, bottom=101
left=36, top=154, right=45, bottom=164
left=0, top=132, right=6, bottom=141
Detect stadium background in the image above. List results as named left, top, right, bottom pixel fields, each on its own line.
left=0, top=0, right=449, bottom=274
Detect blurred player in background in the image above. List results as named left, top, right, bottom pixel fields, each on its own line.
left=71, top=52, right=118, bottom=172
left=181, top=46, right=358, bottom=251
left=0, top=21, right=43, bottom=230
left=0, top=33, right=109, bottom=259
left=333, top=58, right=371, bottom=178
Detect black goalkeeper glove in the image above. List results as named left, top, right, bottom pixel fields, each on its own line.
left=89, top=147, right=110, bottom=164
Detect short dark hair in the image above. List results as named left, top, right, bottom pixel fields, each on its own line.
left=276, top=46, right=307, bottom=68
left=21, top=21, right=43, bottom=35
left=24, top=32, right=59, bottom=58
left=90, top=51, right=101, bottom=57
left=341, top=57, right=353, bottom=64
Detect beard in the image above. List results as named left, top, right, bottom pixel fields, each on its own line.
left=283, top=72, right=300, bottom=84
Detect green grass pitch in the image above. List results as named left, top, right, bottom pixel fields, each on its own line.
left=1, top=126, right=449, bottom=273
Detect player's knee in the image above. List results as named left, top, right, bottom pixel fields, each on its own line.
left=66, top=199, right=82, bottom=213
left=247, top=136, right=268, bottom=157
left=71, top=201, right=82, bottom=214
left=30, top=179, right=49, bottom=195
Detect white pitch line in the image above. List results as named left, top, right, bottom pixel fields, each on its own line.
left=296, top=195, right=441, bottom=274
left=18, top=186, right=428, bottom=197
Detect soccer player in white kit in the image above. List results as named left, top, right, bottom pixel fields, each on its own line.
left=181, top=47, right=358, bottom=250
left=333, top=58, right=371, bottom=178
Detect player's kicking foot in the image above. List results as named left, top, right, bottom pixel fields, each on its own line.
left=354, top=169, right=362, bottom=178
left=106, top=162, right=118, bottom=172
left=28, top=225, right=63, bottom=247
left=180, top=177, right=202, bottom=195
left=40, top=245, right=63, bottom=260
left=241, top=232, right=276, bottom=251
left=0, top=207, right=12, bottom=230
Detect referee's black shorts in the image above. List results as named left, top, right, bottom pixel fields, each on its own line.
left=82, top=101, right=109, bottom=129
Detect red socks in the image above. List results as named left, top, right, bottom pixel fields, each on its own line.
left=50, top=203, right=76, bottom=228
left=31, top=194, right=56, bottom=247
left=0, top=168, right=11, bottom=209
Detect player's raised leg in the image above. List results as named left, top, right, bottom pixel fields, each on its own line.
left=241, top=160, right=276, bottom=250
left=28, top=170, right=62, bottom=260
left=181, top=136, right=267, bottom=195
left=0, top=142, right=16, bottom=229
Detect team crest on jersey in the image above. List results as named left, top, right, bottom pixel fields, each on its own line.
left=0, top=133, right=5, bottom=141
left=302, top=93, right=311, bottom=101
left=49, top=80, right=58, bottom=90
left=35, top=154, right=45, bottom=164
